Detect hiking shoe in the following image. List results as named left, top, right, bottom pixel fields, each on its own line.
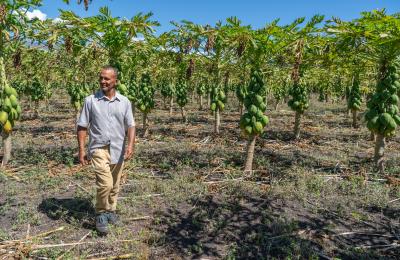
left=106, top=211, right=119, bottom=225
left=95, top=213, right=109, bottom=234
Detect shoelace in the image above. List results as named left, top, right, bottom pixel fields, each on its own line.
left=97, top=215, right=108, bottom=224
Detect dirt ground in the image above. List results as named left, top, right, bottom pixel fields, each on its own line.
left=0, top=92, right=399, bottom=259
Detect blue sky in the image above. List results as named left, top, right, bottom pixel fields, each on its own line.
left=38, top=0, right=399, bottom=33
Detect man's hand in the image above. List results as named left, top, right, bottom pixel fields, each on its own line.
left=79, top=150, right=89, bottom=166
left=125, top=126, right=135, bottom=161
left=124, top=146, right=134, bottom=160
left=77, top=126, right=88, bottom=166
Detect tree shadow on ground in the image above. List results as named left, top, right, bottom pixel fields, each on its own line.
left=137, top=145, right=243, bottom=173
left=15, top=125, right=70, bottom=136
left=38, top=197, right=95, bottom=229
left=151, top=195, right=399, bottom=259
left=11, top=145, right=78, bottom=166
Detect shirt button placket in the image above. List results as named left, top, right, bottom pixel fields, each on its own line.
left=107, top=101, right=111, bottom=145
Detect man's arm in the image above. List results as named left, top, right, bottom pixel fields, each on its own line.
left=77, top=126, right=89, bottom=165
left=124, top=126, right=135, bottom=160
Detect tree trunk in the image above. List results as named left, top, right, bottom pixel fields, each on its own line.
left=214, top=108, right=220, bottom=134
left=275, top=100, right=279, bottom=111
left=45, top=98, right=50, bottom=111
left=132, top=104, right=136, bottom=118
left=244, top=135, right=257, bottom=174
left=34, top=100, right=39, bottom=118
left=199, top=95, right=203, bottom=110
left=347, top=109, right=351, bottom=117
left=2, top=133, right=11, bottom=166
left=142, top=112, right=149, bottom=138
left=169, top=97, right=173, bottom=116
left=191, top=91, right=195, bottom=103
left=75, top=108, right=80, bottom=127
left=352, top=109, right=358, bottom=128
left=294, top=111, right=301, bottom=139
left=239, top=102, right=243, bottom=116
left=207, top=93, right=211, bottom=107
left=374, top=134, right=385, bottom=174
left=370, top=132, right=376, bottom=142
left=163, top=97, right=167, bottom=110
left=181, top=107, right=187, bottom=123
left=265, top=95, right=268, bottom=108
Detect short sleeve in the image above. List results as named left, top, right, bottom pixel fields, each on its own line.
left=77, top=97, right=91, bottom=128
left=125, top=100, right=135, bottom=128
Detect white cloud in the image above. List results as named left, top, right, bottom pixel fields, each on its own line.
left=26, top=9, right=47, bottom=21
left=133, top=36, right=145, bottom=42
left=53, top=17, right=64, bottom=23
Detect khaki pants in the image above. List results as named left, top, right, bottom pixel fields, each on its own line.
left=91, top=146, right=124, bottom=213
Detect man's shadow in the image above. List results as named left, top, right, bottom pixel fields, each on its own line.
left=38, top=197, right=95, bottom=229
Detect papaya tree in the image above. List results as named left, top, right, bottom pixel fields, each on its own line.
left=197, top=22, right=228, bottom=134
left=240, top=69, right=269, bottom=172
left=60, top=6, right=159, bottom=83
left=347, top=74, right=362, bottom=128
left=284, top=15, right=324, bottom=139
left=328, top=10, right=400, bottom=173
left=0, top=0, right=41, bottom=165
left=196, top=82, right=207, bottom=110
left=67, top=83, right=91, bottom=120
left=175, top=78, right=188, bottom=123
left=136, top=73, right=155, bottom=137
left=238, top=19, right=282, bottom=173
left=209, top=82, right=226, bottom=134
left=160, top=79, right=174, bottom=111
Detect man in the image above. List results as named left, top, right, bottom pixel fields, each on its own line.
left=77, top=66, right=135, bottom=234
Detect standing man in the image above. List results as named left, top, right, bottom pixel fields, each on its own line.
left=77, top=65, right=135, bottom=234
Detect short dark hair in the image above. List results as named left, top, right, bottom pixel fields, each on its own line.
left=101, top=65, right=118, bottom=78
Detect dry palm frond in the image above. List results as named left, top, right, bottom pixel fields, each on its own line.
left=186, top=58, right=195, bottom=79
left=13, top=50, right=21, bottom=69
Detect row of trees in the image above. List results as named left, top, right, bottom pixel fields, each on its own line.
left=1, top=1, right=399, bottom=174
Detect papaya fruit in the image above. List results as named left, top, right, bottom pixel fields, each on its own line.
left=0, top=111, right=7, bottom=125
left=3, top=120, right=12, bottom=134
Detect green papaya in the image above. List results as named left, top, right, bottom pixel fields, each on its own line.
left=393, top=114, right=400, bottom=125
left=254, top=122, right=263, bottom=133
left=10, top=87, right=18, bottom=97
left=9, top=108, right=18, bottom=121
left=261, top=115, right=269, bottom=125
left=244, top=126, right=252, bottom=135
left=250, top=105, right=258, bottom=115
left=219, top=91, right=226, bottom=101
left=255, top=95, right=263, bottom=105
left=4, top=86, right=13, bottom=96
left=3, top=97, right=12, bottom=112
left=259, top=102, right=267, bottom=112
left=210, top=102, right=216, bottom=111
left=367, top=116, right=379, bottom=131
left=0, top=111, right=7, bottom=125
left=217, top=100, right=224, bottom=110
left=390, top=94, right=399, bottom=104
left=9, top=95, right=18, bottom=108
left=379, top=113, right=393, bottom=125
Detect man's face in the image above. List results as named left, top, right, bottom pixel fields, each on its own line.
left=99, top=69, right=117, bottom=92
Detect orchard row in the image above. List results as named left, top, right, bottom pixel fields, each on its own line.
left=1, top=2, right=399, bottom=173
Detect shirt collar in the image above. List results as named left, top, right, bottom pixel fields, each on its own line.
left=95, top=90, right=121, bottom=102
